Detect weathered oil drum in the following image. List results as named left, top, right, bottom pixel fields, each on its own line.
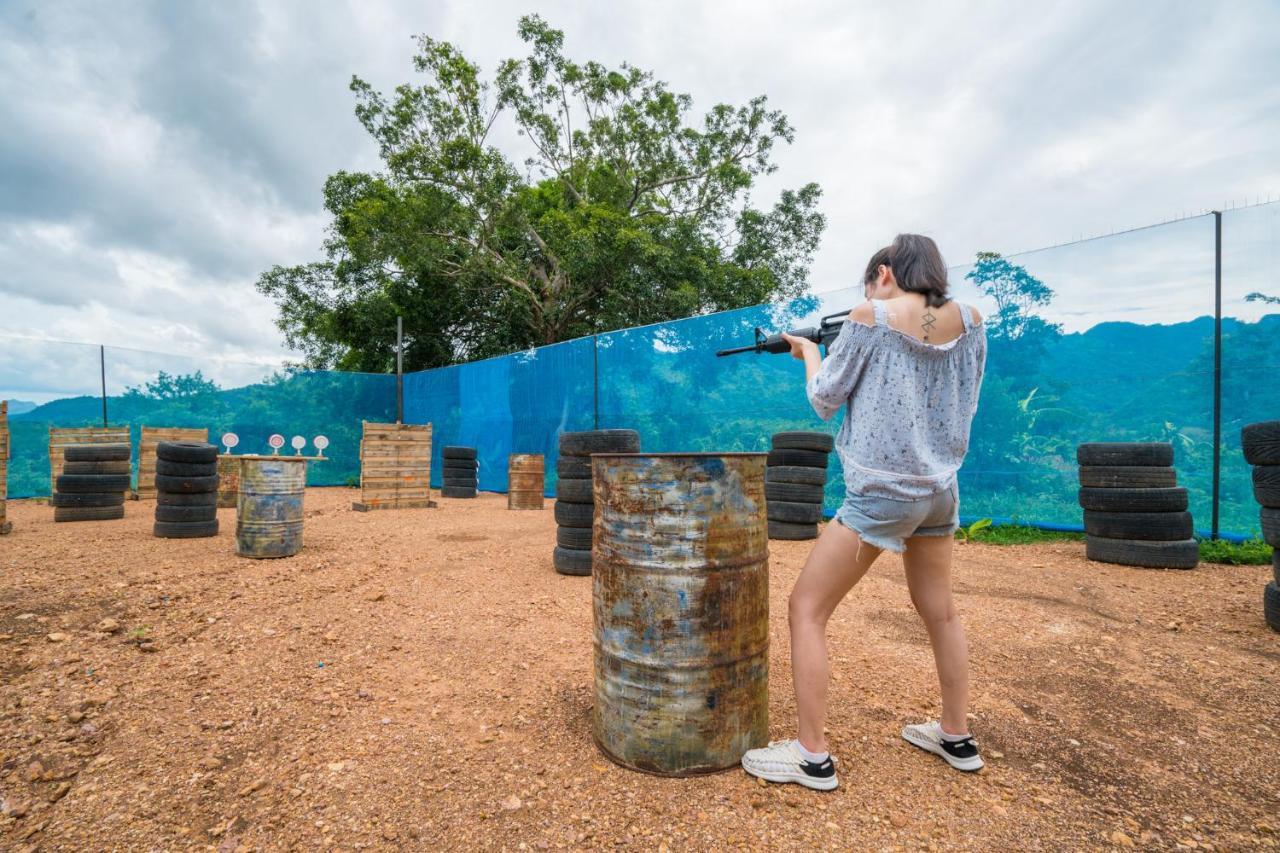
left=236, top=456, right=306, bottom=558
left=507, top=454, right=545, bottom=510
left=216, top=455, right=241, bottom=508
left=591, top=452, right=769, bottom=776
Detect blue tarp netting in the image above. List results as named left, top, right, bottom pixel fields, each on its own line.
left=3, top=204, right=1277, bottom=538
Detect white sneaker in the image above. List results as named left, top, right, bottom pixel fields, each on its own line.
left=740, top=739, right=838, bottom=791
left=901, top=720, right=984, bottom=772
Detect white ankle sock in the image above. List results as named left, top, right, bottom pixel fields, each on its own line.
left=940, top=727, right=970, bottom=742
left=795, top=739, right=829, bottom=762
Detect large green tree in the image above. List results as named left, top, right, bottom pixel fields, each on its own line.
left=259, top=16, right=825, bottom=371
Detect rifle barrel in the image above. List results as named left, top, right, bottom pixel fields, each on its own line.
left=715, top=344, right=761, bottom=357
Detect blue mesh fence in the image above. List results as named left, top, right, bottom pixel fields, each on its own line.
left=3, top=204, right=1275, bottom=537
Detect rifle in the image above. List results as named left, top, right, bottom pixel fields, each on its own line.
left=716, top=310, right=852, bottom=357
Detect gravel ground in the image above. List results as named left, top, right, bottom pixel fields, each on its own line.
left=0, top=489, right=1276, bottom=851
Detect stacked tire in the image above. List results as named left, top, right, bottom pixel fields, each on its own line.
left=52, top=444, right=131, bottom=523
left=442, top=447, right=478, bottom=498
left=1241, top=420, right=1280, bottom=632
left=553, top=429, right=640, bottom=576
left=766, top=432, right=832, bottom=541
left=154, top=441, right=220, bottom=539
left=1078, top=442, right=1197, bottom=570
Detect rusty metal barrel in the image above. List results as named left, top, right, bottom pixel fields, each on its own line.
left=217, top=455, right=241, bottom=508
left=507, top=454, right=545, bottom=510
left=591, top=452, right=770, bottom=776
left=235, top=456, right=307, bottom=558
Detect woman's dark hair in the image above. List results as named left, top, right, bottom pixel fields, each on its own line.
left=864, top=234, right=950, bottom=307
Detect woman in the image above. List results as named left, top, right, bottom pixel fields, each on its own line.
left=742, top=233, right=987, bottom=790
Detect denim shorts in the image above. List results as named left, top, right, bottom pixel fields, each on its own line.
left=833, top=482, right=959, bottom=553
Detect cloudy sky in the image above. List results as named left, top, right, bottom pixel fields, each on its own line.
left=1, top=0, right=1278, bottom=400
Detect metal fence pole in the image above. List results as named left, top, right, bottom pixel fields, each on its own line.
left=99, top=345, right=108, bottom=427
left=396, top=316, right=404, bottom=424
left=1211, top=211, right=1222, bottom=540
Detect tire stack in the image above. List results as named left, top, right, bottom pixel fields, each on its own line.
left=765, top=432, right=833, bottom=541
left=442, top=446, right=478, bottom=498
left=153, top=441, right=220, bottom=539
left=553, top=429, right=640, bottom=576
left=1078, top=442, right=1198, bottom=570
left=52, top=443, right=131, bottom=523
left=1241, top=421, right=1280, bottom=633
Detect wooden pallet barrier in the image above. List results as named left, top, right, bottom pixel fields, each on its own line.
left=352, top=421, right=436, bottom=511
left=49, top=426, right=132, bottom=497
left=138, top=426, right=209, bottom=499
left=1, top=401, right=10, bottom=535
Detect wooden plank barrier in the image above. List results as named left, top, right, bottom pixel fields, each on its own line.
left=49, top=426, right=132, bottom=497
left=352, top=421, right=436, bottom=511
left=138, top=426, right=209, bottom=500
left=1, top=401, right=10, bottom=535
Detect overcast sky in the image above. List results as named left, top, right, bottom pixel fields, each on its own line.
left=1, top=0, right=1278, bottom=401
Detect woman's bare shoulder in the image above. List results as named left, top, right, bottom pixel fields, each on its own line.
left=847, top=303, right=876, bottom=327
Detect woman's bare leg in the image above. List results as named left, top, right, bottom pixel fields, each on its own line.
left=788, top=521, right=882, bottom=752
left=902, top=534, right=969, bottom=734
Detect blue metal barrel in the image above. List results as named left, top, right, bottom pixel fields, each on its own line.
left=236, top=456, right=307, bottom=558
left=591, top=452, right=770, bottom=776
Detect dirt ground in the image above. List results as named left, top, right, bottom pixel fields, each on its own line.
left=0, top=489, right=1276, bottom=852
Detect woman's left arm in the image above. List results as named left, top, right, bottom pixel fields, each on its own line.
left=785, top=304, right=875, bottom=421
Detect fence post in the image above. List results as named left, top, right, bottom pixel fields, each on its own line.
left=1211, top=211, right=1222, bottom=540
left=592, top=335, right=599, bottom=430
left=396, top=316, right=404, bottom=424
left=99, top=345, right=108, bottom=427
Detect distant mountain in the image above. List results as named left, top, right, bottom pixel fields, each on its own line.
left=2, top=399, right=39, bottom=415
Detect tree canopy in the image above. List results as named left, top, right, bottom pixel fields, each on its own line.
left=259, top=15, right=825, bottom=371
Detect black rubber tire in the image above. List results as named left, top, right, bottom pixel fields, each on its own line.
left=1264, top=581, right=1280, bottom=632
left=155, top=504, right=218, bottom=523
left=768, top=520, right=819, bottom=540
left=62, top=460, right=131, bottom=475
left=766, top=465, right=827, bottom=486
left=441, top=485, right=477, bottom=498
left=767, top=500, right=823, bottom=524
left=558, top=430, right=640, bottom=456
left=1273, top=551, right=1280, bottom=587
left=54, top=505, right=125, bottom=522
left=1261, top=507, right=1280, bottom=548
left=771, top=431, right=835, bottom=453
left=64, top=444, right=129, bottom=462
left=157, top=490, right=218, bottom=507
left=1078, top=487, right=1188, bottom=513
left=51, top=492, right=125, bottom=508
left=153, top=519, right=219, bottom=539
left=553, top=546, right=592, bottom=576
left=557, top=525, right=593, bottom=549
left=1082, top=511, right=1193, bottom=542
left=767, top=449, right=829, bottom=469
left=554, top=500, right=594, bottom=528
left=1252, top=466, right=1280, bottom=509
left=1242, top=421, right=1280, bottom=466
left=56, top=473, right=130, bottom=494
left=555, top=478, right=594, bottom=504
left=156, top=441, right=218, bottom=464
left=442, top=475, right=477, bottom=487
left=556, top=455, right=593, bottom=479
left=766, top=481, right=825, bottom=504
left=443, top=460, right=478, bottom=473
left=1078, top=466, right=1177, bottom=489
left=1085, top=536, right=1199, bottom=569
left=156, top=459, right=218, bottom=477
left=155, top=474, right=219, bottom=495
left=1076, top=442, right=1173, bottom=467
left=442, top=446, right=477, bottom=460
